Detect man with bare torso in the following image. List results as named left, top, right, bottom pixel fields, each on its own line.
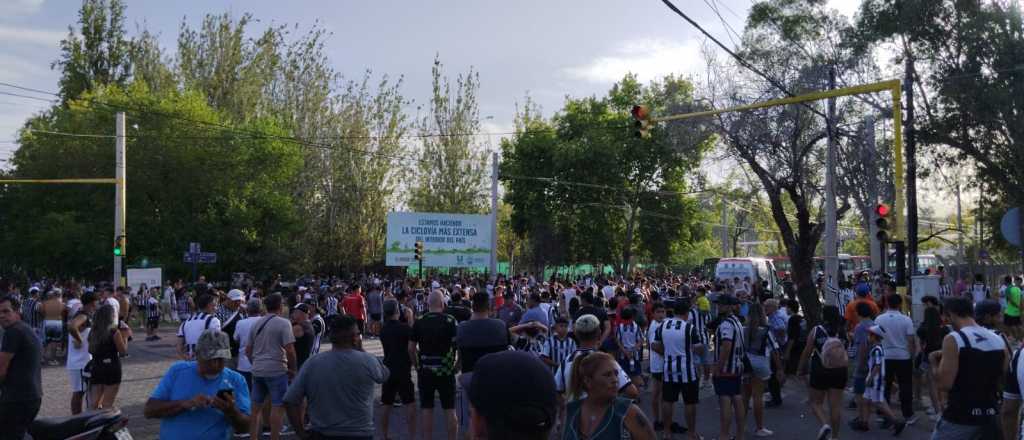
left=41, top=290, right=64, bottom=366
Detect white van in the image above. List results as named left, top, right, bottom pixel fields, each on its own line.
left=714, top=258, right=781, bottom=297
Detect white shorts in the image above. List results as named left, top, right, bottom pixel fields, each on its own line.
left=68, top=369, right=88, bottom=393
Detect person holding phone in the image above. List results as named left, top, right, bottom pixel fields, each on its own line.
left=145, top=329, right=251, bottom=439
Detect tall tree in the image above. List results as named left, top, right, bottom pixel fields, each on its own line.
left=53, top=0, right=133, bottom=102
left=409, top=56, right=489, bottom=214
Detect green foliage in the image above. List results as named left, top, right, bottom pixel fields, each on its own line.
left=54, top=0, right=132, bottom=103
left=408, top=56, right=489, bottom=214
left=2, top=85, right=302, bottom=278
left=501, top=75, right=712, bottom=271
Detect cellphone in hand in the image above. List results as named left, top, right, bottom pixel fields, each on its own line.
left=217, top=389, right=233, bottom=400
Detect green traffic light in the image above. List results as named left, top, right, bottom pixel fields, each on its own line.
left=114, top=248, right=122, bottom=256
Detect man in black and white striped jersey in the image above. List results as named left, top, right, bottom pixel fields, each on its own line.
left=654, top=298, right=705, bottom=439
left=177, top=293, right=221, bottom=360
left=713, top=294, right=746, bottom=440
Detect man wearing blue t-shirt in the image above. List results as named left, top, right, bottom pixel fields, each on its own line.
left=145, top=329, right=251, bottom=439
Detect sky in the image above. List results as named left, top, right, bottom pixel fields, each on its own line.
left=0, top=0, right=862, bottom=164
left=2, top=1, right=964, bottom=219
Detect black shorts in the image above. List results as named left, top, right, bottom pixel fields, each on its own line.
left=1006, top=315, right=1021, bottom=327
left=356, top=319, right=365, bottom=334
left=652, top=372, right=663, bottom=382
left=370, top=313, right=383, bottom=322
left=662, top=380, right=700, bottom=404
left=417, top=370, right=455, bottom=409
left=147, top=317, right=160, bottom=330
left=810, top=358, right=848, bottom=390
left=382, top=370, right=415, bottom=405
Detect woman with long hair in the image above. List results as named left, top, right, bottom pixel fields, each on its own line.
left=743, top=301, right=781, bottom=437
left=88, top=304, right=127, bottom=409
left=798, top=305, right=848, bottom=440
left=916, top=306, right=947, bottom=420
left=563, top=351, right=655, bottom=440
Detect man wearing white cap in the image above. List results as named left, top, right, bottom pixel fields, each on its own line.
left=219, top=290, right=247, bottom=369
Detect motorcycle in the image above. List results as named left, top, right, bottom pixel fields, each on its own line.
left=27, top=409, right=132, bottom=440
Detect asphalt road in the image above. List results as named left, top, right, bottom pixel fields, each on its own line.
left=36, top=325, right=937, bottom=439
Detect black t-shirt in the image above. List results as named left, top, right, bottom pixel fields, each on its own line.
left=0, top=321, right=42, bottom=402
left=411, top=312, right=458, bottom=375
left=578, top=305, right=609, bottom=331
left=456, top=318, right=510, bottom=373
left=380, top=319, right=413, bottom=373
left=787, top=314, right=806, bottom=351
left=444, top=305, right=472, bottom=323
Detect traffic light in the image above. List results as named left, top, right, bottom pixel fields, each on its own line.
left=874, top=203, right=891, bottom=242
left=113, top=235, right=126, bottom=257
left=414, top=241, right=424, bottom=261
left=631, top=105, right=652, bottom=139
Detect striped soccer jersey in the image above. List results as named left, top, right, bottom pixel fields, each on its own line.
left=648, top=320, right=664, bottom=374
left=325, top=295, right=339, bottom=316
left=310, top=314, right=326, bottom=355
left=867, top=345, right=885, bottom=391
left=617, top=321, right=642, bottom=353
left=146, top=296, right=161, bottom=320
left=177, top=312, right=221, bottom=357
left=655, top=317, right=703, bottom=383
left=687, top=308, right=709, bottom=344
left=715, top=315, right=745, bottom=375
left=542, top=335, right=577, bottom=374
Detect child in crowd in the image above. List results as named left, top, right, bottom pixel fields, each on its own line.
left=616, top=307, right=644, bottom=388
left=860, top=325, right=907, bottom=435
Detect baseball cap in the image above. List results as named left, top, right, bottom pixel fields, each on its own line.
left=195, top=330, right=232, bottom=361
left=469, top=351, right=556, bottom=433
left=227, top=289, right=246, bottom=302
left=868, top=325, right=886, bottom=338
left=293, top=303, right=311, bottom=314
left=574, top=314, right=601, bottom=334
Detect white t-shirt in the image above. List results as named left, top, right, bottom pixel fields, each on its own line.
left=66, top=298, right=83, bottom=318
left=234, top=316, right=261, bottom=372
left=105, top=297, right=121, bottom=322
left=177, top=312, right=222, bottom=358
left=601, top=285, right=616, bottom=300
left=875, top=310, right=914, bottom=360
left=66, top=326, right=91, bottom=370
left=972, top=283, right=990, bottom=304
left=648, top=320, right=664, bottom=374
left=562, top=288, right=576, bottom=308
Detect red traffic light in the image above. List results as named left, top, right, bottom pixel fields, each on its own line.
left=875, top=203, right=891, bottom=217
left=631, top=105, right=650, bottom=121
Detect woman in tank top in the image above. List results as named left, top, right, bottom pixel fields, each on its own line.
left=563, top=351, right=655, bottom=440
left=88, top=304, right=127, bottom=409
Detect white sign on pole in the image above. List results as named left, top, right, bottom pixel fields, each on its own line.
left=127, top=267, right=162, bottom=295
left=386, top=212, right=492, bottom=267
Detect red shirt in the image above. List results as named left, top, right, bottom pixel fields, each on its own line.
left=342, top=293, right=366, bottom=320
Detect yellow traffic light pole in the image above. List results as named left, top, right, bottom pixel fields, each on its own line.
left=0, top=112, right=128, bottom=287
left=649, top=79, right=904, bottom=241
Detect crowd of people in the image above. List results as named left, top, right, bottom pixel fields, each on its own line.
left=0, top=269, right=1023, bottom=439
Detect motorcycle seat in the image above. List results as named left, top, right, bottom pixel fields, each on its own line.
left=30, top=409, right=123, bottom=440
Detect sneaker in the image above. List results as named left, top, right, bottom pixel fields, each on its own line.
left=654, top=421, right=663, bottom=432
left=754, top=428, right=773, bottom=437
left=892, top=420, right=907, bottom=436
left=670, top=422, right=687, bottom=434
left=905, top=415, right=918, bottom=425
left=817, top=424, right=832, bottom=440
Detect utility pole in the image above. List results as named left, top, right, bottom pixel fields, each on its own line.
left=955, top=181, right=964, bottom=265
left=489, top=152, right=499, bottom=280
left=114, top=112, right=126, bottom=288
left=720, top=199, right=729, bottom=257
left=864, top=114, right=882, bottom=271
left=905, top=55, right=919, bottom=294
left=824, top=67, right=839, bottom=305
